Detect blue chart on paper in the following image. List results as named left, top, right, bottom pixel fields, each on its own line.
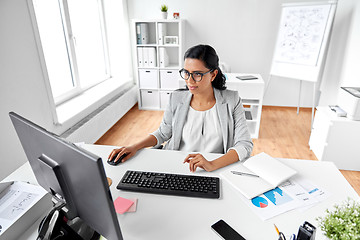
left=251, top=196, right=268, bottom=208
left=264, top=187, right=292, bottom=206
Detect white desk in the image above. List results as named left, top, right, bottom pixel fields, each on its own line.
left=4, top=144, right=359, bottom=240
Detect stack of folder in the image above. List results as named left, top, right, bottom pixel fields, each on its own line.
left=137, top=47, right=156, bottom=67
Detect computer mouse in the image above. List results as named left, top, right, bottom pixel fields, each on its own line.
left=107, top=153, right=127, bottom=166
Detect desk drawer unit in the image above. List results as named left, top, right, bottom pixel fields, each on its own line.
left=309, top=109, right=332, bottom=159
left=309, top=106, right=360, bottom=170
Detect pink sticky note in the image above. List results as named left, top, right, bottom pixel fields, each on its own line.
left=114, top=197, right=134, bottom=214
left=126, top=198, right=138, bottom=213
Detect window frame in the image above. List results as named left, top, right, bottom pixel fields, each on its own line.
left=54, top=0, right=112, bottom=106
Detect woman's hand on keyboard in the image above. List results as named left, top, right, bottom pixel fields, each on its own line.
left=183, top=153, right=215, bottom=172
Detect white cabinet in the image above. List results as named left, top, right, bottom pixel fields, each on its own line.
left=225, top=73, right=264, bottom=139
left=133, top=19, right=185, bottom=110
left=309, top=106, right=360, bottom=170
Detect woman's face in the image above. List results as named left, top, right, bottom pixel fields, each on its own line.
left=183, top=58, right=218, bottom=95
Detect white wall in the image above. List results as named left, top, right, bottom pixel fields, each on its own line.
left=0, top=0, right=55, bottom=180
left=0, top=0, right=136, bottom=180
left=338, top=1, right=360, bottom=89
left=127, top=0, right=358, bottom=107
left=318, top=0, right=359, bottom=105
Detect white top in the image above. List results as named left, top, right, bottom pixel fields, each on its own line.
left=179, top=104, right=224, bottom=153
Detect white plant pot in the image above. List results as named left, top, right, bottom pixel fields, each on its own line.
left=161, top=12, right=168, bottom=19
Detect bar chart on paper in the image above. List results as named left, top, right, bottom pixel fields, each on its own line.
left=263, top=187, right=293, bottom=206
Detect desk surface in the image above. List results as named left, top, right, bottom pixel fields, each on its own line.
left=4, top=144, right=359, bottom=240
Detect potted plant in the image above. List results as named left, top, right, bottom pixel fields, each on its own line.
left=317, top=198, right=360, bottom=239
left=160, top=4, right=168, bottom=19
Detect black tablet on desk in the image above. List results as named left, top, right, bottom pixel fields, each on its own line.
left=236, top=75, right=258, bottom=81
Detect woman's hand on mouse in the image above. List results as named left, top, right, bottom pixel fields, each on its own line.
left=183, top=153, right=215, bottom=172
left=108, top=146, right=137, bottom=163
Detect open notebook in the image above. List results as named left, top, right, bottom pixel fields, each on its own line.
left=220, top=152, right=297, bottom=199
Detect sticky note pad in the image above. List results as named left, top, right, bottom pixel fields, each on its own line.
left=114, top=197, right=134, bottom=214
left=126, top=198, right=138, bottom=213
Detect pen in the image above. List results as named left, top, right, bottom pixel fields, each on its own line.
left=274, top=224, right=286, bottom=240
left=231, top=171, right=259, bottom=178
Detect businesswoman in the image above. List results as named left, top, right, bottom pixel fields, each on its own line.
left=109, top=44, right=253, bottom=172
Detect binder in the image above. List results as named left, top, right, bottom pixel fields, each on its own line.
left=158, top=23, right=167, bottom=45
left=136, top=23, right=141, bottom=44
left=159, top=48, right=169, bottom=68
left=143, top=47, right=149, bottom=67
left=137, top=47, right=144, bottom=67
left=148, top=47, right=157, bottom=67
left=140, top=23, right=149, bottom=44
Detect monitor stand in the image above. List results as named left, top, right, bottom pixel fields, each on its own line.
left=37, top=201, right=100, bottom=240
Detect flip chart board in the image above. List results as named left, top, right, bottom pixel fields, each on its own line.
left=270, top=2, right=337, bottom=82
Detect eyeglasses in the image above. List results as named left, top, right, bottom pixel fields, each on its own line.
left=179, top=68, right=213, bottom=82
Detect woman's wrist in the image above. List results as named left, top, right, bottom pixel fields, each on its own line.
left=208, top=160, right=222, bottom=172
left=133, top=135, right=158, bottom=151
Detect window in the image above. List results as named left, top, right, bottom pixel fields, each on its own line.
left=33, top=0, right=112, bottom=105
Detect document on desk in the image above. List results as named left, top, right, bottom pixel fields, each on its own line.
left=220, top=152, right=297, bottom=199
left=0, top=181, right=47, bottom=236
left=281, top=176, right=331, bottom=212
left=236, top=176, right=331, bottom=220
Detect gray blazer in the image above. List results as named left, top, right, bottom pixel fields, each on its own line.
left=151, top=88, right=253, bottom=161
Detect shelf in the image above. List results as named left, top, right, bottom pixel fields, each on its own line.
left=242, top=99, right=260, bottom=105
left=160, top=64, right=180, bottom=69
left=138, top=66, right=181, bottom=70
left=158, top=44, right=179, bottom=48
left=245, top=111, right=252, bottom=120
left=137, top=44, right=179, bottom=48
left=134, top=19, right=184, bottom=111
left=137, top=44, right=157, bottom=47
left=138, top=67, right=159, bottom=70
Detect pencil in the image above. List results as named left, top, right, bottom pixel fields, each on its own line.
left=274, top=224, right=280, bottom=235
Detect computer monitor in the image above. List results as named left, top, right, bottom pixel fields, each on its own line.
left=9, top=112, right=123, bottom=240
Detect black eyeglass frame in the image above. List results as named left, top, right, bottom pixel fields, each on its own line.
left=179, top=68, right=214, bottom=82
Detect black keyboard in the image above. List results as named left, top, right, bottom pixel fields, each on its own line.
left=117, top=170, right=220, bottom=199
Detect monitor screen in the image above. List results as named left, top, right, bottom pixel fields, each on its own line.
left=9, top=112, right=123, bottom=240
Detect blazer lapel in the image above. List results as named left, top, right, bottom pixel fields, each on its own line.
left=214, top=89, right=229, bottom=153
left=173, top=92, right=192, bottom=149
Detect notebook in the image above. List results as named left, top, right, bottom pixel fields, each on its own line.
left=220, top=152, right=297, bottom=199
